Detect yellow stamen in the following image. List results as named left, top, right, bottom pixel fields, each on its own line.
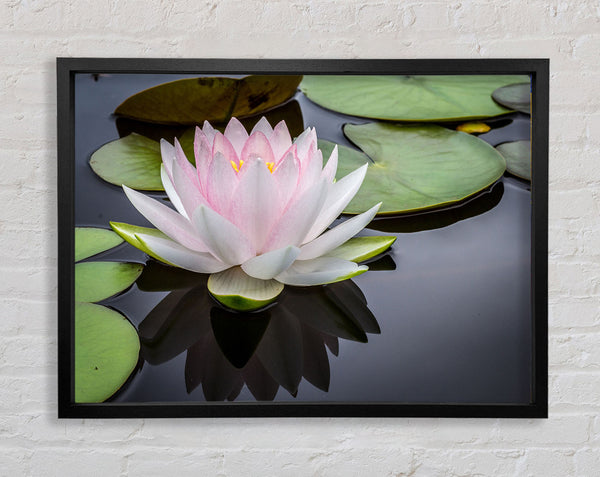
left=266, top=162, right=275, bottom=173
left=230, top=159, right=245, bottom=173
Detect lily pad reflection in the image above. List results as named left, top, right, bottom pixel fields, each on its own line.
left=136, top=263, right=384, bottom=400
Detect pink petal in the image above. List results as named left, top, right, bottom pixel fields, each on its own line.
left=206, top=152, right=239, bottom=215
left=171, top=148, right=210, bottom=218
left=262, top=178, right=328, bottom=252
left=296, top=145, right=322, bottom=197
left=192, top=206, right=256, bottom=265
left=194, top=126, right=212, bottom=193
left=122, top=185, right=208, bottom=252
left=202, top=120, right=217, bottom=147
left=250, top=117, right=274, bottom=138
left=224, top=117, right=249, bottom=157
left=270, top=120, right=293, bottom=161
left=294, top=127, right=317, bottom=164
left=174, top=138, right=200, bottom=188
left=212, top=131, right=239, bottom=163
left=240, top=131, right=275, bottom=169
left=272, top=150, right=300, bottom=209
left=228, top=159, right=281, bottom=252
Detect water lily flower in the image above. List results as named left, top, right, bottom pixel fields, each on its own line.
left=111, top=117, right=393, bottom=311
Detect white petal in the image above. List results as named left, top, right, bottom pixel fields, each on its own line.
left=135, top=233, right=228, bottom=273
left=122, top=185, right=208, bottom=252
left=262, top=178, right=328, bottom=252
left=275, top=257, right=368, bottom=286
left=160, top=164, right=188, bottom=219
left=303, top=163, right=368, bottom=244
left=321, top=145, right=338, bottom=184
left=241, top=245, right=301, bottom=280
left=298, top=202, right=381, bottom=260
left=192, top=205, right=256, bottom=265
left=160, top=139, right=176, bottom=178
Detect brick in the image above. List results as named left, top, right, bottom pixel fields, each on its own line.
left=414, top=448, right=523, bottom=477
left=126, top=449, right=224, bottom=477
left=0, top=449, right=32, bottom=476
left=549, top=297, right=600, bottom=328
left=550, top=332, right=600, bottom=369
left=548, top=261, right=600, bottom=298
left=575, top=448, right=600, bottom=477
left=520, top=449, right=576, bottom=477
left=494, top=416, right=590, bottom=445
left=551, top=373, right=600, bottom=408
left=30, top=450, right=123, bottom=477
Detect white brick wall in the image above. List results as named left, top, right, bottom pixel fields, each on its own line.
left=0, top=0, right=598, bottom=475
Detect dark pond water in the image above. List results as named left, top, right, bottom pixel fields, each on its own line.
left=75, top=73, right=532, bottom=404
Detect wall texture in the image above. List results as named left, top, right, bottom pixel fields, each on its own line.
left=1, top=0, right=599, bottom=475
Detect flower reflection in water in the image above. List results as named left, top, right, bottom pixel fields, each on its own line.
left=136, top=259, right=388, bottom=401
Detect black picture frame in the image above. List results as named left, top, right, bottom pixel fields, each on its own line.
left=57, top=58, right=548, bottom=418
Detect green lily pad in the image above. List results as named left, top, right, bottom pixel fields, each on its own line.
left=325, top=236, right=396, bottom=262
left=115, top=75, right=302, bottom=125
left=90, top=134, right=164, bottom=190
left=496, top=140, right=531, bottom=180
left=109, top=222, right=171, bottom=263
left=301, top=75, right=530, bottom=121
left=75, top=302, right=140, bottom=402
left=75, top=227, right=123, bottom=262
left=331, top=123, right=506, bottom=215
left=492, top=83, right=530, bottom=114
left=75, top=261, right=143, bottom=303
left=208, top=266, right=284, bottom=312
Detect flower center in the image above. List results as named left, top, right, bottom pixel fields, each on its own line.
left=230, top=159, right=276, bottom=174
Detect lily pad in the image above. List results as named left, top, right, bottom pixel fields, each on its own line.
left=496, top=140, right=531, bottom=180
left=75, top=302, right=140, bottom=402
left=325, top=236, right=396, bottom=262
left=90, top=134, right=164, bottom=190
left=492, top=83, right=530, bottom=114
left=75, top=261, right=143, bottom=303
left=115, top=75, right=302, bottom=125
left=75, top=227, right=123, bottom=262
left=331, top=123, right=506, bottom=215
left=208, top=266, right=284, bottom=312
left=301, top=75, right=530, bottom=121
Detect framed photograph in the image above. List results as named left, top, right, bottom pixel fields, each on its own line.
left=58, top=58, right=548, bottom=418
